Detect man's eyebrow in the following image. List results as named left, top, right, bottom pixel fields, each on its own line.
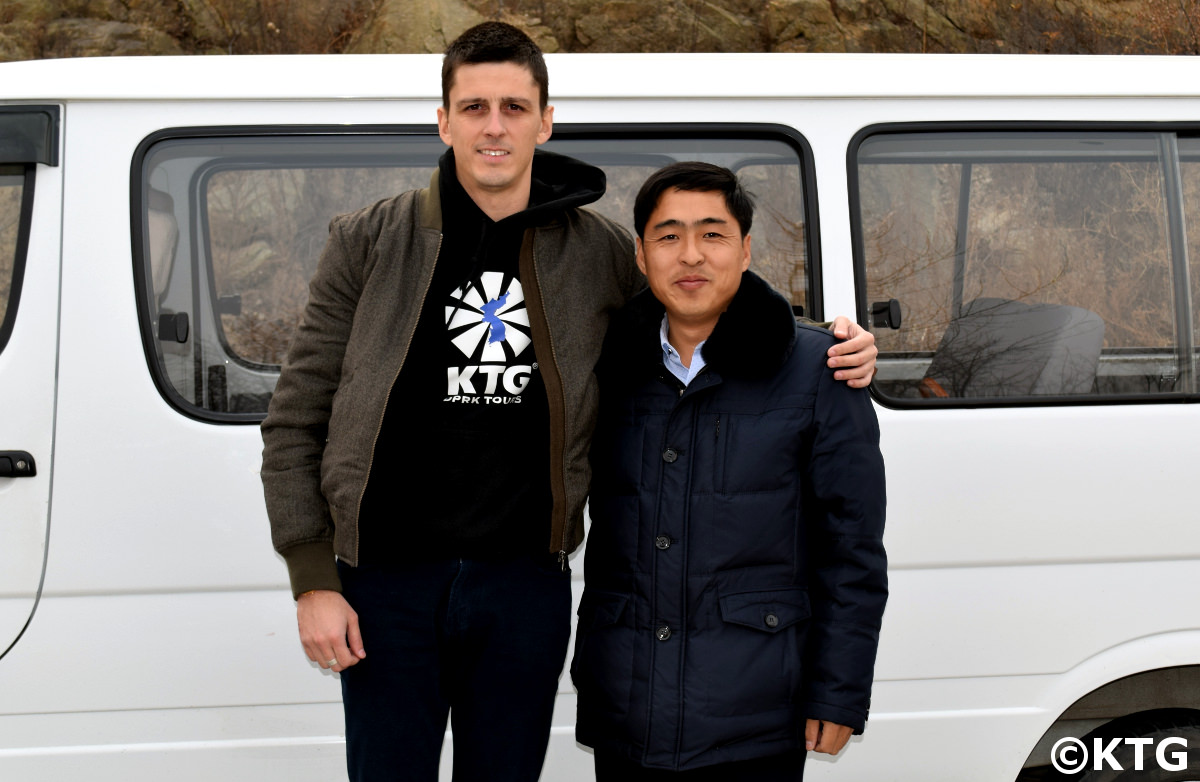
left=650, top=216, right=729, bottom=232
left=454, top=96, right=534, bottom=108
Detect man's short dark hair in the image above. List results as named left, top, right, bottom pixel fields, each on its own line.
left=633, top=161, right=755, bottom=239
left=442, top=22, right=549, bottom=111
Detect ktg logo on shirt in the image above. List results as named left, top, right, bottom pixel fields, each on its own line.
left=444, top=271, right=536, bottom=405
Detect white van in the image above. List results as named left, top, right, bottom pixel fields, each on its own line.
left=2, top=53, right=1199, bottom=781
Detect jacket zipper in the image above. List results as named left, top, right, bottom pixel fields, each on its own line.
left=713, top=413, right=722, bottom=490
left=518, top=231, right=571, bottom=569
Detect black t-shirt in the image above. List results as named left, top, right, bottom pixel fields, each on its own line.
left=357, top=152, right=555, bottom=562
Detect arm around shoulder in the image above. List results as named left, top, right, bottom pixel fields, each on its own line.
left=825, top=316, right=877, bottom=388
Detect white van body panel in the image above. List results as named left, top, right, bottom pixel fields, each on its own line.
left=3, top=53, right=1200, bottom=100
left=1, top=54, right=1199, bottom=781
left=0, top=139, right=60, bottom=652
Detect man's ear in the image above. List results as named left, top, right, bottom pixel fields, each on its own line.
left=537, top=104, right=554, bottom=145
left=436, top=106, right=451, bottom=146
left=740, top=233, right=752, bottom=272
left=635, top=236, right=647, bottom=275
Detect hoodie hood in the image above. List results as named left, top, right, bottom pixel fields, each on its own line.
left=438, top=147, right=607, bottom=228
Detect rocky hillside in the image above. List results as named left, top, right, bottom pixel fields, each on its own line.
left=1, top=0, right=1196, bottom=62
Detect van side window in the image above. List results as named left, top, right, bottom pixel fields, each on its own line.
left=0, top=166, right=29, bottom=355
left=1177, top=137, right=1200, bottom=378
left=135, top=129, right=814, bottom=422
left=855, top=130, right=1198, bottom=404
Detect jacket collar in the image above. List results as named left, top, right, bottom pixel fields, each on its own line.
left=602, top=270, right=798, bottom=384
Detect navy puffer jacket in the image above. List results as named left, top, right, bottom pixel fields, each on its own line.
left=572, top=271, right=887, bottom=771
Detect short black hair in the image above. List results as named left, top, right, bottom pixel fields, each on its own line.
left=633, top=161, right=755, bottom=239
left=442, top=22, right=549, bottom=111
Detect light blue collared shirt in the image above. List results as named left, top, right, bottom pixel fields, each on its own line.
left=659, top=315, right=708, bottom=387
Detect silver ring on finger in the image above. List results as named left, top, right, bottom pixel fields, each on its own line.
left=326, top=658, right=337, bottom=667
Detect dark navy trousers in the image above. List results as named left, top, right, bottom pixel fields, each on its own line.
left=338, top=556, right=572, bottom=782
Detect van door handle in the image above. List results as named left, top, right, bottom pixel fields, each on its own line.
left=0, top=451, right=36, bottom=477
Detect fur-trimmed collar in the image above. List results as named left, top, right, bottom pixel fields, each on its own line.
left=600, top=270, right=798, bottom=383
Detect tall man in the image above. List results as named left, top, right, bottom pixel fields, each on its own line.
left=261, top=22, right=878, bottom=782
left=573, top=162, right=887, bottom=781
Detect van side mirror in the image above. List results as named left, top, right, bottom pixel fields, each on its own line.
left=158, top=312, right=189, bottom=343
left=871, top=299, right=902, bottom=330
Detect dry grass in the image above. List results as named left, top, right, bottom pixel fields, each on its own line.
left=183, top=0, right=380, bottom=54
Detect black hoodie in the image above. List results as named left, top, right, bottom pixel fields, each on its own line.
left=358, top=149, right=608, bottom=563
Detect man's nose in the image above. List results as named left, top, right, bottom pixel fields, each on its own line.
left=680, top=236, right=704, bottom=264
left=484, top=105, right=505, bottom=136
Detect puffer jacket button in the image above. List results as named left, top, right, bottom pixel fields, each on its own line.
left=764, top=613, right=779, bottom=628
left=655, top=535, right=671, bottom=550
left=656, top=625, right=672, bottom=641
left=662, top=447, right=678, bottom=463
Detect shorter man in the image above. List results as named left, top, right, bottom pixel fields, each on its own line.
left=572, top=162, right=888, bottom=780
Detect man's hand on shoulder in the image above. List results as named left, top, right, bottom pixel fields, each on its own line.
left=805, top=718, right=853, bottom=755
left=297, top=589, right=365, bottom=673
left=826, top=316, right=878, bottom=389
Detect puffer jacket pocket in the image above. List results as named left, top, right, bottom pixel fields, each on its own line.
left=718, top=586, right=810, bottom=633
left=571, top=590, right=634, bottom=717
left=695, top=586, right=810, bottom=717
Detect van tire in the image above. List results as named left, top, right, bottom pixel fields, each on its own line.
left=1063, top=709, right=1200, bottom=781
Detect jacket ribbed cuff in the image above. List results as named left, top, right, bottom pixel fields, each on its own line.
left=282, top=540, right=342, bottom=599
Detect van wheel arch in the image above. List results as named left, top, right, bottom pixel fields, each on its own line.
left=1066, top=709, right=1200, bottom=781
left=1018, top=666, right=1200, bottom=780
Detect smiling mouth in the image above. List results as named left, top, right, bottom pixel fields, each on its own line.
left=675, top=277, right=708, bottom=289
left=480, top=149, right=509, bottom=157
